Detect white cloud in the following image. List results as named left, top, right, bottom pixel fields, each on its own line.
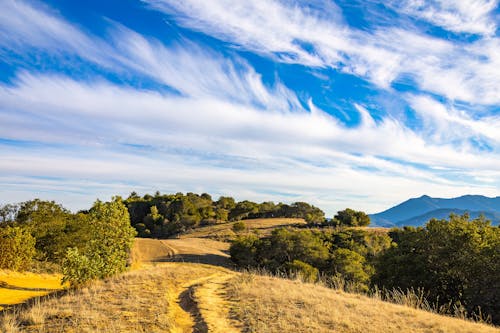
left=145, top=0, right=500, bottom=105
left=389, top=0, right=498, bottom=36
left=1, top=72, right=499, bottom=214
left=0, top=0, right=499, bottom=215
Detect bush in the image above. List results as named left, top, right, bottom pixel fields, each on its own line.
left=232, top=221, right=246, bottom=232
left=0, top=226, right=36, bottom=271
left=286, top=260, right=319, bottom=282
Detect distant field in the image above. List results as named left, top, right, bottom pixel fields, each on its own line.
left=178, top=217, right=306, bottom=241
left=0, top=270, right=65, bottom=311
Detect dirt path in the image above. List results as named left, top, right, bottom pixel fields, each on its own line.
left=133, top=237, right=240, bottom=332
left=177, top=271, right=239, bottom=333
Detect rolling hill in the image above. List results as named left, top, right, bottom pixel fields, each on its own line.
left=370, top=195, right=500, bottom=227
left=2, top=237, right=498, bottom=333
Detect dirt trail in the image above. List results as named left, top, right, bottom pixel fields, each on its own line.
left=133, top=237, right=240, bottom=332
left=177, top=271, right=239, bottom=333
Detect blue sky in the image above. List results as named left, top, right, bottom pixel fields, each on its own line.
left=1, top=0, right=500, bottom=215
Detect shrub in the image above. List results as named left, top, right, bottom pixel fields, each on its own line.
left=286, top=260, right=319, bottom=282
left=0, top=226, right=36, bottom=271
left=232, top=221, right=246, bottom=232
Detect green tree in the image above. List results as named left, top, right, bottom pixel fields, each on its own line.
left=373, top=214, right=500, bottom=324
left=0, top=226, right=36, bottom=271
left=334, top=208, right=370, bottom=227
left=62, top=198, right=137, bottom=285
left=14, top=199, right=76, bottom=262
left=331, top=248, right=372, bottom=291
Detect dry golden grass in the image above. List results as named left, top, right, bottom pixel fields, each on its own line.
left=0, top=270, right=66, bottom=310
left=227, top=273, right=499, bottom=333
left=179, top=218, right=306, bottom=241
left=131, top=237, right=176, bottom=264
left=0, top=263, right=233, bottom=333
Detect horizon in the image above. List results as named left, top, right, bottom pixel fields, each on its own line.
left=1, top=0, right=500, bottom=216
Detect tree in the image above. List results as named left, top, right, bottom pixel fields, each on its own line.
left=62, top=198, right=137, bottom=285
left=373, top=214, right=500, bottom=324
left=15, top=199, right=74, bottom=261
left=334, top=208, right=370, bottom=227
left=0, top=226, right=36, bottom=271
left=331, top=248, right=372, bottom=291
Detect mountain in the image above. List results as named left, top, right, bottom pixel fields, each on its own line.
left=370, top=195, right=500, bottom=227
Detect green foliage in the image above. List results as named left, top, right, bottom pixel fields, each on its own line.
left=333, top=208, right=370, bottom=227
left=15, top=200, right=71, bottom=261
left=230, top=227, right=389, bottom=294
left=62, top=198, right=136, bottom=286
left=0, top=226, right=36, bottom=271
left=331, top=248, right=372, bottom=291
left=124, top=192, right=326, bottom=238
left=286, top=260, right=319, bottom=282
left=373, top=214, right=500, bottom=324
left=232, top=221, right=246, bottom=232
left=61, top=247, right=100, bottom=286
left=229, top=234, right=262, bottom=267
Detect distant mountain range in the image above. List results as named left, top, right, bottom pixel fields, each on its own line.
left=369, top=195, right=500, bottom=227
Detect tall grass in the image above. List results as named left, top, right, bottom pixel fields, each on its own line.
left=237, top=267, right=493, bottom=325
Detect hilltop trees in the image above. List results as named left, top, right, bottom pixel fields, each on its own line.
left=332, top=208, right=370, bottom=227
left=124, top=192, right=326, bottom=237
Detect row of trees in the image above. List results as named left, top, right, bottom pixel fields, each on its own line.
left=229, top=214, right=500, bottom=324
left=0, top=198, right=136, bottom=286
left=124, top=192, right=325, bottom=237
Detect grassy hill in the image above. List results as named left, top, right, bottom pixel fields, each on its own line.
left=176, top=217, right=306, bottom=241
left=1, top=235, right=498, bottom=332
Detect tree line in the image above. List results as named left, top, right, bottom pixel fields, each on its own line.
left=124, top=191, right=326, bottom=237
left=0, top=198, right=136, bottom=286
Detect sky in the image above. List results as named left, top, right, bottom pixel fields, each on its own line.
left=1, top=0, right=500, bottom=215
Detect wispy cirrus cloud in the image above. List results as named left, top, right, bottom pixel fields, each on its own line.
left=146, top=0, right=500, bottom=105
left=388, top=0, right=498, bottom=36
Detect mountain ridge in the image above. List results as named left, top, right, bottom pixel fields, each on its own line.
left=370, top=195, right=500, bottom=227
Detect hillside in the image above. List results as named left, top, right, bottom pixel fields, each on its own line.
left=175, top=218, right=306, bottom=241
left=370, top=195, right=500, bottom=226
left=228, top=273, right=498, bottom=333
left=2, top=236, right=499, bottom=332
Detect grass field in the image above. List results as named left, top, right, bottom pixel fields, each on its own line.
left=0, top=270, right=66, bottom=311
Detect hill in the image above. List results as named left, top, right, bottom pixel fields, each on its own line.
left=370, top=195, right=500, bottom=226
left=2, top=236, right=499, bottom=332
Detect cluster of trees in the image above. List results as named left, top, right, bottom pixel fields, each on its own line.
left=124, top=192, right=325, bottom=237
left=230, top=213, right=500, bottom=324
left=373, top=214, right=500, bottom=324
left=231, top=221, right=391, bottom=291
left=0, top=198, right=136, bottom=286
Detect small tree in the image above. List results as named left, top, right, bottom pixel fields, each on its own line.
left=62, top=198, right=136, bottom=286
left=0, top=226, right=36, bottom=271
